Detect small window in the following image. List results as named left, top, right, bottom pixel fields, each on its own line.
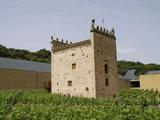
left=86, top=87, right=89, bottom=91
left=72, top=63, right=76, bottom=69
left=105, top=78, right=109, bottom=86
left=104, top=64, right=108, bottom=73
left=57, top=82, right=59, bottom=86
left=113, top=94, right=116, bottom=98
left=68, top=81, right=72, bottom=86
left=72, top=53, right=75, bottom=56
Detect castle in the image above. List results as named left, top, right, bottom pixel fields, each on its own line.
left=51, top=20, right=118, bottom=98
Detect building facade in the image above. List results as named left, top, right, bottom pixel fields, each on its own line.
left=51, top=20, right=118, bottom=98
left=118, top=70, right=139, bottom=89
left=0, top=57, right=51, bottom=90
left=140, top=70, right=160, bottom=91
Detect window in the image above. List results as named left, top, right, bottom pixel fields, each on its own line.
left=72, top=53, right=75, bottom=56
left=57, top=82, right=59, bottom=86
left=68, top=81, right=72, bottom=86
left=86, top=87, right=89, bottom=91
left=72, top=63, right=76, bottom=69
left=105, top=78, right=109, bottom=86
left=104, top=64, right=108, bottom=73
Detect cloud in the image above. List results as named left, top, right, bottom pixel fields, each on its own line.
left=118, top=48, right=136, bottom=54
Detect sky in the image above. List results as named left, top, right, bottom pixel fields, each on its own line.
left=0, top=0, right=160, bottom=64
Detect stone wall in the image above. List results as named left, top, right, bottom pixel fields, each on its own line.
left=51, top=41, right=96, bottom=97
left=91, top=31, right=118, bottom=97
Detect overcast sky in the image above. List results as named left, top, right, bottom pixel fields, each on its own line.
left=0, top=0, right=160, bottom=64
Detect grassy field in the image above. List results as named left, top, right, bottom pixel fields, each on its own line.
left=0, top=89, right=160, bottom=120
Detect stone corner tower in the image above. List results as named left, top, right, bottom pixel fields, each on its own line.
left=90, top=19, right=118, bottom=97
left=51, top=19, right=118, bottom=98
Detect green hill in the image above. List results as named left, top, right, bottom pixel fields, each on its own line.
left=0, top=44, right=160, bottom=75
left=0, top=44, right=51, bottom=63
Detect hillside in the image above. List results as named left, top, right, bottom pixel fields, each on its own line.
left=0, top=44, right=51, bottom=63
left=118, top=60, right=160, bottom=75
left=0, top=44, right=160, bottom=75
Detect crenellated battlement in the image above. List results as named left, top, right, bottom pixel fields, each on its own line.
left=90, top=19, right=115, bottom=39
left=51, top=36, right=72, bottom=45
left=51, top=36, right=73, bottom=49
left=51, top=35, right=90, bottom=52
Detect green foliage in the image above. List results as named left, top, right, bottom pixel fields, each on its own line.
left=0, top=89, right=160, bottom=119
left=0, top=44, right=51, bottom=63
left=1, top=44, right=160, bottom=75
left=118, top=60, right=160, bottom=76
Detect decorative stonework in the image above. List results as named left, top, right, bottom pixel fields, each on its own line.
left=51, top=36, right=71, bottom=45
left=90, top=19, right=116, bottom=39
left=51, top=35, right=91, bottom=52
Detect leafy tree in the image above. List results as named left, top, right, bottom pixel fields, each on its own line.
left=0, top=44, right=51, bottom=63
left=118, top=60, right=160, bottom=76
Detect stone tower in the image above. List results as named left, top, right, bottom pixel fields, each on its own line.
left=51, top=19, right=118, bottom=98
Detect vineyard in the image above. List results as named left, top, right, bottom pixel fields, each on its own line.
left=0, top=89, right=160, bottom=120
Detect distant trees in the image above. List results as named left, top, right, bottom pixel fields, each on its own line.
left=118, top=60, right=160, bottom=76
left=0, top=44, right=51, bottom=63
left=33, top=49, right=51, bottom=63
left=0, top=44, right=160, bottom=76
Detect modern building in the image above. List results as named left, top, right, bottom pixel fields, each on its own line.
left=0, top=57, right=51, bottom=90
left=118, top=70, right=139, bottom=89
left=51, top=19, right=118, bottom=98
left=140, top=70, right=160, bottom=90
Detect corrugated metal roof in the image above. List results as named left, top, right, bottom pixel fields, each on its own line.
left=145, top=70, right=160, bottom=75
left=0, top=57, right=51, bottom=72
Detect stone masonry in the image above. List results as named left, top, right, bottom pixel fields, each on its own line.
left=51, top=19, right=118, bottom=98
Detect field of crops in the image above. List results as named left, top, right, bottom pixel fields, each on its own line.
left=0, top=89, right=160, bottom=120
